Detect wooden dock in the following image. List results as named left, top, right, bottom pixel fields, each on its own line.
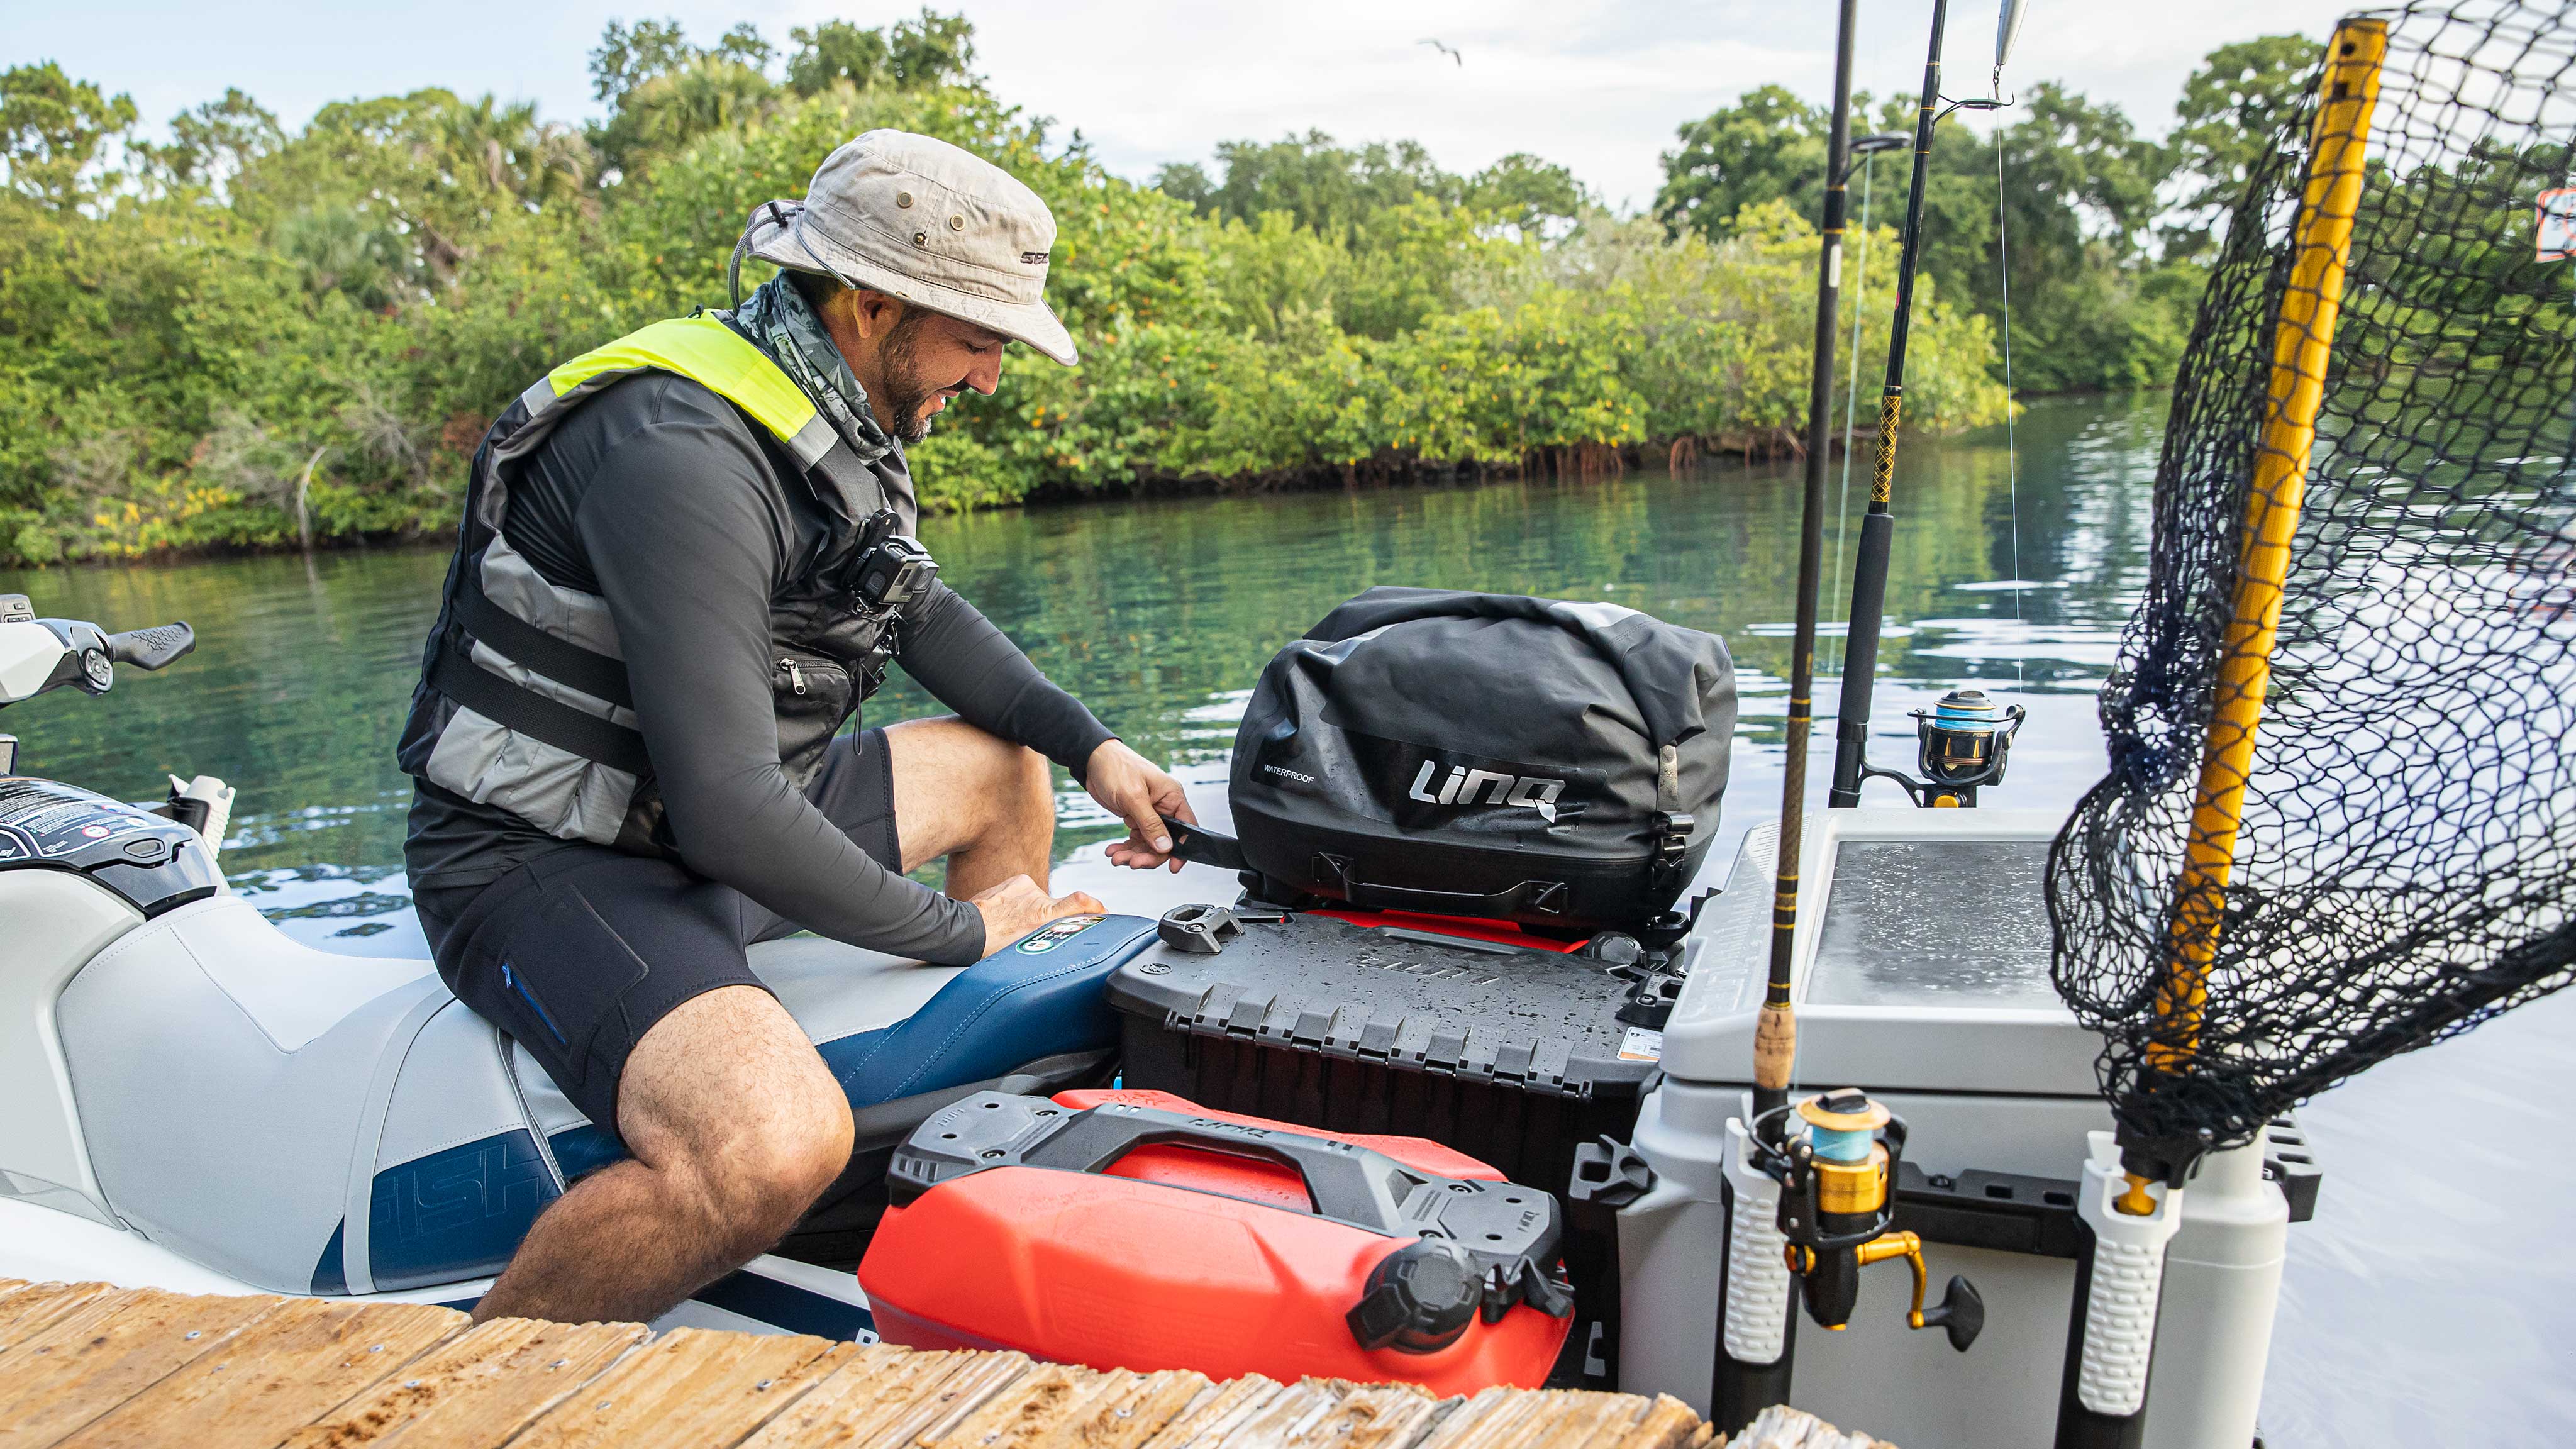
left=0, top=1279, right=1715, bottom=1449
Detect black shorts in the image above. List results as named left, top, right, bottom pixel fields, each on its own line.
left=414, top=728, right=901, bottom=1135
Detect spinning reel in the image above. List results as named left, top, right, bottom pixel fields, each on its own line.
left=1746, top=1089, right=1983, bottom=1350
left=1858, top=687, right=2026, bottom=809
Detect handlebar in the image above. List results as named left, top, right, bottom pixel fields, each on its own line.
left=0, top=594, right=196, bottom=710
left=106, top=623, right=195, bottom=671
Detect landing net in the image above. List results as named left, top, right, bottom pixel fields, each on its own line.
left=2048, top=1, right=2576, bottom=1172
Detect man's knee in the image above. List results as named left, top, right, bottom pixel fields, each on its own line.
left=698, top=1081, right=852, bottom=1237
left=617, top=986, right=853, bottom=1248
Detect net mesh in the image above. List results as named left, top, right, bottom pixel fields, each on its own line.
left=2048, top=0, right=2576, bottom=1171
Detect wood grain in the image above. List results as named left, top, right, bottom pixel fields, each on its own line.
left=0, top=1289, right=285, bottom=1447
left=279, top=1316, right=647, bottom=1449
left=0, top=1283, right=1743, bottom=1449
left=1719, top=1405, right=1895, bottom=1449
left=502, top=1325, right=847, bottom=1449
left=52, top=1297, right=464, bottom=1449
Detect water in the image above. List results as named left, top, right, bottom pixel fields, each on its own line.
left=1, top=392, right=2562, bottom=1442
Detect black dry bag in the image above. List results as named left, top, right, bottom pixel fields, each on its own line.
left=1228, top=587, right=1734, bottom=932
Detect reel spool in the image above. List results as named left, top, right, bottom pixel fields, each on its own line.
left=1747, top=1089, right=1984, bottom=1350
left=1859, top=687, right=2026, bottom=808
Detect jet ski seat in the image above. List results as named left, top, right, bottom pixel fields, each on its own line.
left=52, top=893, right=1154, bottom=1297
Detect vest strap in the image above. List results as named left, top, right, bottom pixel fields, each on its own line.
left=428, top=634, right=652, bottom=778
left=455, top=569, right=635, bottom=711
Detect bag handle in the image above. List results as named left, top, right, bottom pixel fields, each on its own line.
left=1311, top=853, right=1571, bottom=917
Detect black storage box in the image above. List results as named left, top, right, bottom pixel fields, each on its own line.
left=1106, top=908, right=1663, bottom=1382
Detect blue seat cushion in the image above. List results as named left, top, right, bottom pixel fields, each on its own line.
left=546, top=913, right=1157, bottom=1179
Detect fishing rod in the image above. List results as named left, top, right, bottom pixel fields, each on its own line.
left=1712, top=4, right=2031, bottom=1433
left=1708, top=4, right=1855, bottom=1426
left=1824, top=0, right=2019, bottom=810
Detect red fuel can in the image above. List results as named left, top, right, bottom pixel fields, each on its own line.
left=858, top=1089, right=1574, bottom=1394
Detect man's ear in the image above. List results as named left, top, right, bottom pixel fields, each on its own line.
left=845, top=289, right=908, bottom=343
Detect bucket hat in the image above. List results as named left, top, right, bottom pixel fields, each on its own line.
left=739, top=129, right=1077, bottom=365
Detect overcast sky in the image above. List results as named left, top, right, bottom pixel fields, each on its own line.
left=14, top=0, right=2363, bottom=209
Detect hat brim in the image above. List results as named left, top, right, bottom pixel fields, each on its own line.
left=744, top=205, right=1079, bottom=367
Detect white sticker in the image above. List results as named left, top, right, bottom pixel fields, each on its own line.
left=1618, top=1026, right=1665, bottom=1063
left=1826, top=239, right=1843, bottom=288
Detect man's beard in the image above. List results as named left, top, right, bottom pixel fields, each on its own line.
left=874, top=311, right=939, bottom=445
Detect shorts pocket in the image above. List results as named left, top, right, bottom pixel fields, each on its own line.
left=506, top=888, right=652, bottom=1106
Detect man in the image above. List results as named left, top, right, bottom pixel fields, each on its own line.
left=396, top=130, right=1194, bottom=1324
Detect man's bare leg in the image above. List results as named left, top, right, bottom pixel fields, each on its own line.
left=884, top=716, right=1057, bottom=899
left=468, top=985, right=853, bottom=1324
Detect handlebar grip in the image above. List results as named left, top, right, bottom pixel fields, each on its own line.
left=105, top=622, right=195, bottom=671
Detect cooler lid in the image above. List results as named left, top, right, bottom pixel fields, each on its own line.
left=1660, top=809, right=2103, bottom=1097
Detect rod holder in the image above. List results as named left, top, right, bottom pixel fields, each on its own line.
left=2060, top=1131, right=2184, bottom=1438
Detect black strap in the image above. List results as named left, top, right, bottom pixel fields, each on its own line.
left=453, top=570, right=634, bottom=709
left=428, top=634, right=652, bottom=777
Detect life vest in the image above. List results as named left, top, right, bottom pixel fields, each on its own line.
left=396, top=313, right=922, bottom=858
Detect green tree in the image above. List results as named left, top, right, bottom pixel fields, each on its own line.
left=137, top=89, right=282, bottom=195
left=1172, top=131, right=1463, bottom=234
left=589, top=19, right=697, bottom=106
left=0, top=62, right=138, bottom=211
left=2165, top=34, right=2319, bottom=255
left=786, top=11, right=979, bottom=96
left=1466, top=153, right=1587, bottom=237
left=1653, top=85, right=1828, bottom=242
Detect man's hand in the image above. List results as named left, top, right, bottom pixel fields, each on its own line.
left=1086, top=738, right=1195, bottom=873
left=969, top=874, right=1107, bottom=951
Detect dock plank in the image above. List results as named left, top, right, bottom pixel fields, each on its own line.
left=919, top=1362, right=1216, bottom=1449
left=1180, top=1379, right=1348, bottom=1449
left=1288, top=1382, right=1445, bottom=1449
left=858, top=1350, right=1044, bottom=1449
left=1029, top=1368, right=1218, bottom=1449
left=504, top=1324, right=847, bottom=1449
left=1719, top=1405, right=1893, bottom=1449
left=1602, top=1396, right=1711, bottom=1449
left=918, top=1361, right=1098, bottom=1449
left=0, top=1289, right=287, bottom=1448
left=0, top=1283, right=121, bottom=1348
left=1403, top=1387, right=1535, bottom=1449
left=0, top=1285, right=1731, bottom=1449
left=1133, top=1377, right=1292, bottom=1449
left=280, top=1318, right=648, bottom=1449
left=736, top=1346, right=1018, bottom=1449
left=52, top=1297, right=464, bottom=1449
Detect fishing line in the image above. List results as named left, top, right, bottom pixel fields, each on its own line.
left=1829, top=152, right=1878, bottom=675
left=1994, top=123, right=2025, bottom=699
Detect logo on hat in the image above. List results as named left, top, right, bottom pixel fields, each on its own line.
left=1020, top=250, right=1049, bottom=265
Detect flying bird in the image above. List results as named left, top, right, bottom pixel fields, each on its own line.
left=1418, top=38, right=1463, bottom=67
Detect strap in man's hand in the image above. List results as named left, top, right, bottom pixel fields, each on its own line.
left=1158, top=814, right=1248, bottom=872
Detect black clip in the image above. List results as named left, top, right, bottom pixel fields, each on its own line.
left=1567, top=1136, right=1657, bottom=1209
left=1157, top=903, right=1242, bottom=955
left=1655, top=812, right=1695, bottom=864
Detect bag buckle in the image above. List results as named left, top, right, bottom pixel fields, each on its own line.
left=1655, top=812, right=1696, bottom=868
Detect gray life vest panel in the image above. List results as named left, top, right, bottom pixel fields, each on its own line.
left=396, top=314, right=922, bottom=859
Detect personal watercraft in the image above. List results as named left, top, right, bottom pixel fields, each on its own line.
left=0, top=594, right=1159, bottom=1337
